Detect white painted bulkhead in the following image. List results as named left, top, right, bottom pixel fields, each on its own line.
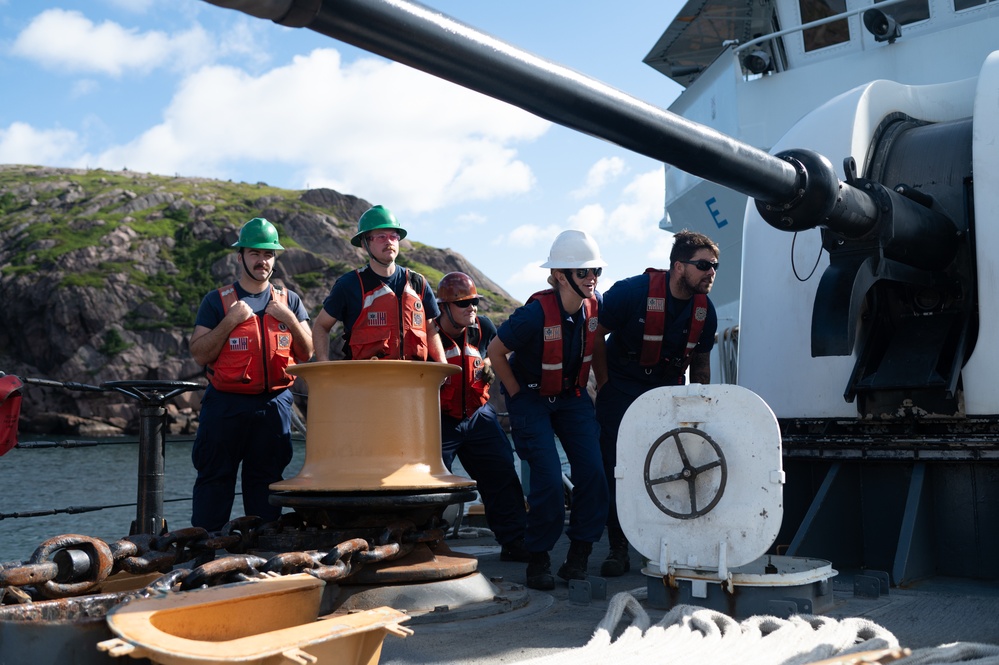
left=959, top=51, right=999, bottom=416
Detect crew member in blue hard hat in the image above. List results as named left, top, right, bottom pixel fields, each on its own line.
left=487, top=230, right=609, bottom=590
left=312, top=205, right=446, bottom=362
left=592, top=229, right=718, bottom=576
left=436, top=272, right=529, bottom=562
left=189, top=217, right=314, bottom=530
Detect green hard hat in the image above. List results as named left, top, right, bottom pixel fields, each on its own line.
left=351, top=205, right=408, bottom=247
left=232, top=218, right=285, bottom=250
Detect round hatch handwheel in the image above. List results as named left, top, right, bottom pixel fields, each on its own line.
left=643, top=427, right=727, bottom=520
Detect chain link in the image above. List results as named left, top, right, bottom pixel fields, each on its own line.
left=0, top=515, right=426, bottom=603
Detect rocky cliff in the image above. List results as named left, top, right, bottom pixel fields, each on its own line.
left=0, top=165, right=519, bottom=437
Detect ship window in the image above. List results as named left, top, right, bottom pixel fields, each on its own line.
left=954, top=0, right=984, bottom=9
left=873, top=0, right=930, bottom=23
left=800, top=0, right=850, bottom=51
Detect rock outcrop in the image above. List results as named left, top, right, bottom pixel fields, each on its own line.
left=0, top=165, right=518, bottom=437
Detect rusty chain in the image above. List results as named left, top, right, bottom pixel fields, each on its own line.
left=0, top=514, right=442, bottom=604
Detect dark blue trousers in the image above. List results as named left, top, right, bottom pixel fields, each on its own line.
left=505, top=389, right=607, bottom=553
left=442, top=403, right=526, bottom=546
left=595, top=381, right=646, bottom=544
left=191, top=387, right=294, bottom=530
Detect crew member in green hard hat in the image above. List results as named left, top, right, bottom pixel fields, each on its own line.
left=312, top=205, right=446, bottom=362
left=189, top=217, right=313, bottom=530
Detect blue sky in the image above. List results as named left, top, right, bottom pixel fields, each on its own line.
left=0, top=0, right=686, bottom=303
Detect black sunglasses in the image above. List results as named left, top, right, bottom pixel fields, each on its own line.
left=453, top=298, right=479, bottom=308
left=572, top=267, right=603, bottom=279
left=679, top=259, right=719, bottom=272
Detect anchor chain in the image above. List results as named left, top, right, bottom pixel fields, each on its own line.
left=0, top=514, right=440, bottom=604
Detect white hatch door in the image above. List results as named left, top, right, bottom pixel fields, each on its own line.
left=616, top=384, right=784, bottom=574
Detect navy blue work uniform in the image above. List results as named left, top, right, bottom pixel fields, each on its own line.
left=596, top=271, right=716, bottom=543
left=320, top=266, right=440, bottom=341
left=191, top=283, right=309, bottom=530
left=439, top=315, right=527, bottom=547
left=496, top=292, right=608, bottom=554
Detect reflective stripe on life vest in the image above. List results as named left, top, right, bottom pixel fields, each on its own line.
left=439, top=319, right=489, bottom=419
left=639, top=268, right=707, bottom=382
left=349, top=267, right=430, bottom=360
left=528, top=289, right=598, bottom=396
left=208, top=284, right=296, bottom=394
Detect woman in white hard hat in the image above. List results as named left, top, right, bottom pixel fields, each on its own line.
left=487, top=230, right=609, bottom=590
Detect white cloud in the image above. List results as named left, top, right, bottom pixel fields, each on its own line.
left=455, top=211, right=488, bottom=226
left=214, top=17, right=273, bottom=69
left=570, top=156, right=627, bottom=199
left=504, top=260, right=549, bottom=291
left=515, top=166, right=665, bottom=288
left=646, top=231, right=676, bottom=263
left=601, top=166, right=665, bottom=242
left=488, top=174, right=663, bottom=297
left=70, top=79, right=100, bottom=98
left=92, top=48, right=551, bottom=213
left=502, top=224, right=563, bottom=249
left=0, top=122, right=81, bottom=166
left=11, top=9, right=212, bottom=76
left=566, top=203, right=607, bottom=237
left=540, top=166, right=664, bottom=258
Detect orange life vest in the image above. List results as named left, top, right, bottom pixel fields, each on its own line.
left=0, top=374, right=23, bottom=456
left=440, top=319, right=490, bottom=419
left=349, top=267, right=429, bottom=360
left=208, top=284, right=296, bottom=394
left=640, top=268, right=708, bottom=381
left=528, top=289, right=599, bottom=396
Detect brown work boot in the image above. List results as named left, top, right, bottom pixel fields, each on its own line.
left=526, top=551, right=555, bottom=590
left=556, top=540, right=593, bottom=581
left=600, top=538, right=631, bottom=577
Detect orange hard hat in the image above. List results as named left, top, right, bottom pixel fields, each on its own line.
left=437, top=272, right=478, bottom=303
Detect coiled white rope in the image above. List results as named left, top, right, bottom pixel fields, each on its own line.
left=516, top=592, right=900, bottom=665
left=517, top=591, right=999, bottom=664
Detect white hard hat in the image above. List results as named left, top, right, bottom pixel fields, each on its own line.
left=540, top=230, right=607, bottom=269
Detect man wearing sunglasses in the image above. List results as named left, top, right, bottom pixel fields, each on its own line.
left=311, top=205, right=446, bottom=362
left=435, top=272, right=529, bottom=563
left=487, top=230, right=609, bottom=590
left=592, top=229, right=719, bottom=577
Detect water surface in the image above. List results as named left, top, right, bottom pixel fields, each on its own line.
left=0, top=437, right=305, bottom=562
